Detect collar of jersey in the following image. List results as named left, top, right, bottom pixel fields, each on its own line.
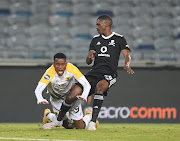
left=101, top=32, right=115, bottom=39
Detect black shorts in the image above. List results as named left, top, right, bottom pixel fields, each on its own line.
left=76, top=71, right=117, bottom=96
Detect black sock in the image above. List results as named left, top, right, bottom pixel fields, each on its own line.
left=83, top=121, right=86, bottom=129
left=57, top=101, right=71, bottom=121
left=91, top=94, right=104, bottom=122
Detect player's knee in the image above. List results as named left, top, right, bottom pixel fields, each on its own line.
left=96, top=80, right=109, bottom=94
left=95, top=88, right=103, bottom=94
left=95, top=86, right=107, bottom=94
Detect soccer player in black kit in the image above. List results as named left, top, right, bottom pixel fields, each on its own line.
left=42, top=15, right=134, bottom=130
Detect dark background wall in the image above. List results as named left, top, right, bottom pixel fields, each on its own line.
left=0, top=66, right=179, bottom=123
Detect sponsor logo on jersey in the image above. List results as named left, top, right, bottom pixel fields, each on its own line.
left=65, top=76, right=70, bottom=81
left=98, top=46, right=110, bottom=57
left=96, top=41, right=101, bottom=45
left=44, top=74, right=50, bottom=80
left=108, top=40, right=115, bottom=46
left=101, top=46, right=107, bottom=53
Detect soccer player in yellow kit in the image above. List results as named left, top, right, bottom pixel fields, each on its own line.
left=35, top=53, right=92, bottom=129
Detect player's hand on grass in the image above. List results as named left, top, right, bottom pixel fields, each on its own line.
left=38, top=99, right=49, bottom=104
left=124, top=65, right=134, bottom=74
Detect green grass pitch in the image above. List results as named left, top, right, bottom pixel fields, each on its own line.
left=0, top=123, right=180, bottom=141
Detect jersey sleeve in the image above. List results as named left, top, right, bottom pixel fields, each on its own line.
left=66, top=63, right=83, bottom=80
left=89, top=38, right=96, bottom=51
left=39, top=65, right=56, bottom=85
left=120, top=36, right=131, bottom=51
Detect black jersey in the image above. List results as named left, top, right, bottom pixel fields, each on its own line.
left=88, top=32, right=130, bottom=75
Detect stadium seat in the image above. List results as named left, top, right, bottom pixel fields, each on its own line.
left=113, top=15, right=132, bottom=27
left=49, top=35, right=71, bottom=49
left=130, top=51, right=142, bottom=61
left=151, top=0, right=169, bottom=6
left=112, top=5, right=132, bottom=17
left=70, top=25, right=91, bottom=40
left=170, top=0, right=180, bottom=6
left=50, top=3, right=72, bottom=18
left=172, top=16, right=180, bottom=28
left=0, top=24, right=8, bottom=38
left=8, top=24, right=28, bottom=37
left=151, top=5, right=172, bottom=17
left=0, top=15, right=9, bottom=26
left=175, top=51, right=180, bottom=61
left=70, top=15, right=91, bottom=26
left=6, top=49, right=29, bottom=58
left=154, top=37, right=174, bottom=52
left=152, top=16, right=172, bottom=27
left=70, top=38, right=90, bottom=59
left=0, top=37, right=7, bottom=49
left=131, top=5, right=153, bottom=17
left=153, top=26, right=173, bottom=38
left=72, top=3, right=92, bottom=15
left=49, top=25, right=70, bottom=37
left=70, top=38, right=90, bottom=50
left=28, top=49, right=47, bottom=59
left=132, top=26, right=153, bottom=39
left=155, top=51, right=176, bottom=61
left=6, top=35, right=29, bottom=50
left=0, top=0, right=10, bottom=16
left=10, top=2, right=31, bottom=18
left=29, top=13, right=49, bottom=25
left=173, top=27, right=180, bottom=39
left=134, top=37, right=155, bottom=50
left=92, top=3, right=114, bottom=17
left=30, top=1, right=49, bottom=14
left=171, top=6, right=180, bottom=17
left=90, top=0, right=109, bottom=4
left=0, top=0, right=178, bottom=62
left=89, top=16, right=98, bottom=26
left=174, top=39, right=180, bottom=51
left=89, top=27, right=98, bottom=38
left=49, top=15, right=69, bottom=26
left=0, top=9, right=10, bottom=16
left=72, top=0, right=91, bottom=4
left=28, top=24, right=49, bottom=37
left=28, top=35, right=49, bottom=50
left=45, top=48, right=72, bottom=60
left=110, top=0, right=133, bottom=5
left=8, top=14, right=29, bottom=25
left=142, top=50, right=156, bottom=60
left=50, top=0, right=71, bottom=4
left=113, top=25, right=133, bottom=39
left=131, top=16, right=152, bottom=28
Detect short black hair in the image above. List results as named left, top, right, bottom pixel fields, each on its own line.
left=54, top=53, right=66, bottom=61
left=97, top=15, right=113, bottom=26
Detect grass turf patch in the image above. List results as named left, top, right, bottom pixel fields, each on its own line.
left=0, top=123, right=180, bottom=141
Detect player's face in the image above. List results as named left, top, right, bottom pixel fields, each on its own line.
left=53, top=58, right=67, bottom=76
left=96, top=19, right=106, bottom=35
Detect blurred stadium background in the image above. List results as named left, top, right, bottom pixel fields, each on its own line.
left=0, top=0, right=180, bottom=66
left=0, top=0, right=180, bottom=123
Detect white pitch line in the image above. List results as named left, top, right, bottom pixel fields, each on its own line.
left=0, top=137, right=82, bottom=141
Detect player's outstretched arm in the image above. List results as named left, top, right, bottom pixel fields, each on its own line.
left=35, top=82, right=49, bottom=104
left=86, top=50, right=96, bottom=65
left=122, top=49, right=134, bottom=74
